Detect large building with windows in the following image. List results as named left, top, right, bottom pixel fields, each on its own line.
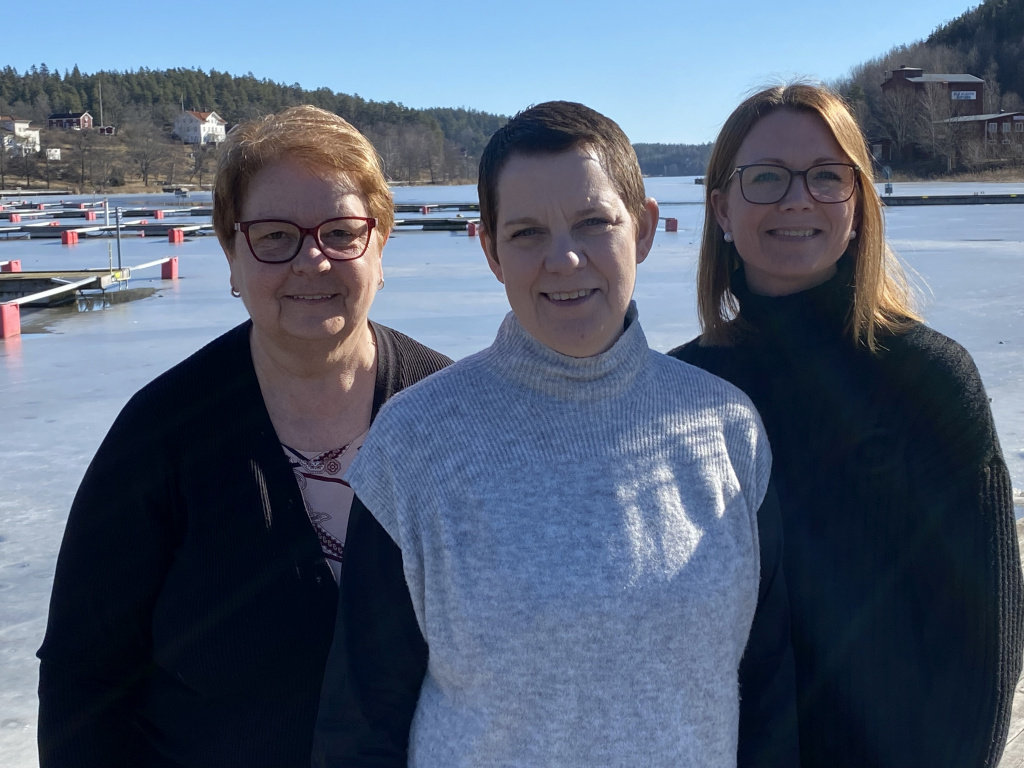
left=880, top=66, right=985, bottom=116
left=0, top=115, right=41, bottom=155
left=173, top=111, right=227, bottom=145
left=872, top=65, right=1024, bottom=162
left=941, top=111, right=1024, bottom=147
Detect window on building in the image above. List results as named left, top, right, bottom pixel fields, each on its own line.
left=1002, top=123, right=1011, bottom=133
left=1016, top=122, right=1024, bottom=133
left=988, top=123, right=998, bottom=133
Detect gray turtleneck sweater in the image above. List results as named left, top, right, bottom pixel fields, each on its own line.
left=340, top=305, right=775, bottom=768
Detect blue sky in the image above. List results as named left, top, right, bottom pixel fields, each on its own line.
left=7, top=0, right=977, bottom=144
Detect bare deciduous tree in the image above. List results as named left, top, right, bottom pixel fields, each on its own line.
left=878, top=87, right=920, bottom=162
left=123, top=118, right=171, bottom=186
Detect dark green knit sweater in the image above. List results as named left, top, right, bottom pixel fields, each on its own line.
left=670, top=266, right=1023, bottom=768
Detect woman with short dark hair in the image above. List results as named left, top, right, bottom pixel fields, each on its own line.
left=314, top=101, right=797, bottom=768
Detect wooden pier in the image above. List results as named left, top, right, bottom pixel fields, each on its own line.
left=395, top=202, right=480, bottom=213
left=0, top=203, right=479, bottom=237
left=0, top=269, right=127, bottom=306
left=394, top=217, right=479, bottom=232
left=881, top=193, right=1024, bottom=207
left=0, top=257, right=179, bottom=338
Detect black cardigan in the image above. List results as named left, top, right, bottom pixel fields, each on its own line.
left=670, top=268, right=1024, bottom=768
left=37, top=320, right=452, bottom=768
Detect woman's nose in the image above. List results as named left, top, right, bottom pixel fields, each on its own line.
left=544, top=233, right=586, bottom=274
left=291, top=233, right=331, bottom=272
left=780, top=173, right=815, bottom=209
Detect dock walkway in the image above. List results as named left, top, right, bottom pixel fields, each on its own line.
left=0, top=258, right=179, bottom=337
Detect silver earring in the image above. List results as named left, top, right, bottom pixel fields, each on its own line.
left=848, top=229, right=857, bottom=240
left=230, top=287, right=241, bottom=298
left=377, top=278, right=385, bottom=290
left=723, top=232, right=734, bottom=243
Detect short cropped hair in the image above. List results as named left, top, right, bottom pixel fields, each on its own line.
left=477, top=101, right=646, bottom=253
left=213, top=105, right=393, bottom=253
left=698, top=83, right=919, bottom=351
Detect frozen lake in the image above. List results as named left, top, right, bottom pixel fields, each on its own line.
left=1, top=179, right=1023, bottom=765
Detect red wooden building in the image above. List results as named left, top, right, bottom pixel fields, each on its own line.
left=47, top=111, right=94, bottom=131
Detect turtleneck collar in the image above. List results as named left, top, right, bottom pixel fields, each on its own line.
left=733, top=257, right=855, bottom=345
left=484, top=301, right=650, bottom=401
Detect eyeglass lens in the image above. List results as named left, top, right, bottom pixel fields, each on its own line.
left=245, top=218, right=372, bottom=262
left=739, top=164, right=856, bottom=204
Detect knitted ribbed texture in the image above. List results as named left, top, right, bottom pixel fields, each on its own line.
left=670, top=267, right=1024, bottom=768
left=346, top=304, right=773, bottom=768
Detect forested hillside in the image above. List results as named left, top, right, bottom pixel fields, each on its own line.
left=928, top=0, right=1024, bottom=101
left=0, top=65, right=507, bottom=185
left=833, top=0, right=1024, bottom=171
left=0, top=64, right=713, bottom=187
left=633, top=143, right=713, bottom=177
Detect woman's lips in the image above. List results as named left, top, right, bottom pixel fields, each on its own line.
left=545, top=289, right=593, bottom=302
left=287, top=293, right=336, bottom=301
left=769, top=228, right=819, bottom=238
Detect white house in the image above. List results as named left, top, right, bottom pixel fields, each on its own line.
left=173, top=111, right=227, bottom=145
left=0, top=115, right=41, bottom=155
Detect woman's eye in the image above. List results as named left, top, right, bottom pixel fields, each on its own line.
left=580, top=217, right=610, bottom=227
left=510, top=227, right=542, bottom=239
left=257, top=229, right=292, bottom=242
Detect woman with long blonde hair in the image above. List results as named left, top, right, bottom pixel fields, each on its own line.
left=671, top=83, right=1023, bottom=767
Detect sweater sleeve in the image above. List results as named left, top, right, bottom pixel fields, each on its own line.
left=903, top=336, right=1024, bottom=768
left=36, top=392, right=180, bottom=768
left=312, top=498, right=427, bottom=768
left=737, top=479, right=799, bottom=768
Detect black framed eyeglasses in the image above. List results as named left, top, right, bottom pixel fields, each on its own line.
left=234, top=216, right=377, bottom=263
left=732, top=163, right=860, bottom=205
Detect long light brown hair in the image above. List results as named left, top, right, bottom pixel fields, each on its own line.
left=697, top=83, right=920, bottom=350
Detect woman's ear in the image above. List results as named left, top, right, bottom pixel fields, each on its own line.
left=480, top=229, right=504, bottom=284
left=222, top=234, right=236, bottom=264
left=709, top=188, right=732, bottom=236
left=635, top=197, right=660, bottom=265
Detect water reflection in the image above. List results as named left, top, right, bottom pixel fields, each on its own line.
left=76, top=286, right=158, bottom=310
left=0, top=333, right=23, bottom=368
left=19, top=287, right=160, bottom=333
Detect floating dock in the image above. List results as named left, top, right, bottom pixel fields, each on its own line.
left=881, top=193, right=1024, bottom=206
left=0, top=257, right=179, bottom=339
left=394, top=217, right=479, bottom=232
left=395, top=202, right=480, bottom=213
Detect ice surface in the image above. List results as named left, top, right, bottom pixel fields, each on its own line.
left=0, top=179, right=1022, bottom=765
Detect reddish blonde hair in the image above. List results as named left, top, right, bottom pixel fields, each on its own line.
left=213, top=105, right=393, bottom=253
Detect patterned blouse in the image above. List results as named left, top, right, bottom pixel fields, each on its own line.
left=282, top=430, right=369, bottom=583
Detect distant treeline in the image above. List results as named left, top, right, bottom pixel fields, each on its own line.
left=0, top=64, right=715, bottom=183
left=634, top=143, right=713, bottom=177
left=0, top=65, right=508, bottom=183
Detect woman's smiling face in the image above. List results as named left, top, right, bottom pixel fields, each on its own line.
left=481, top=146, right=658, bottom=358
left=711, top=109, right=860, bottom=297
left=226, top=157, right=384, bottom=351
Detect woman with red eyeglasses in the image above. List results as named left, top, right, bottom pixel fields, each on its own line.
left=671, top=83, right=1023, bottom=767
left=37, top=105, right=451, bottom=768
